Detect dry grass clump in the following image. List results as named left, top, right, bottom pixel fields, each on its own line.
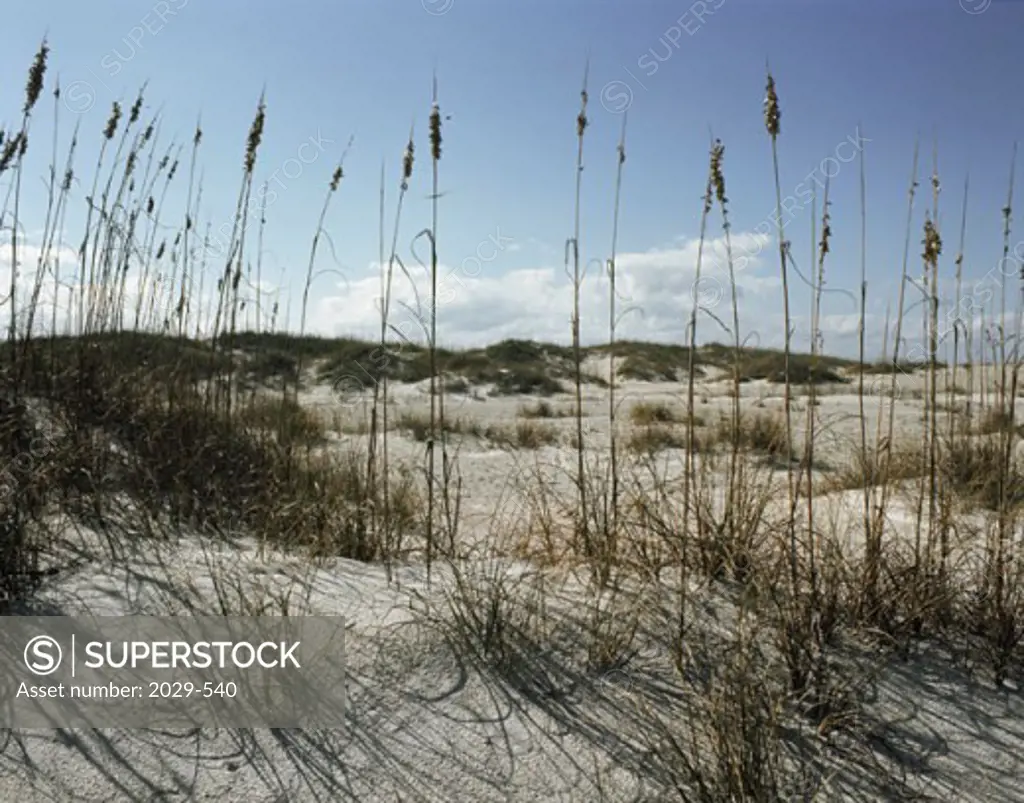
left=485, top=420, right=560, bottom=450
left=828, top=436, right=1024, bottom=512
left=22, top=350, right=402, bottom=560
left=236, top=394, right=327, bottom=447
left=639, top=629, right=827, bottom=801
left=976, top=406, right=1022, bottom=436
left=629, top=400, right=687, bottom=426
left=710, top=411, right=788, bottom=459
left=518, top=400, right=577, bottom=419
left=627, top=424, right=687, bottom=454
left=943, top=436, right=1024, bottom=511
left=0, top=396, right=56, bottom=604
left=823, top=444, right=926, bottom=492
left=394, top=410, right=484, bottom=441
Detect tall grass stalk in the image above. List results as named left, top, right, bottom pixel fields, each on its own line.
left=605, top=112, right=628, bottom=583
left=874, top=140, right=920, bottom=604
left=371, top=132, right=416, bottom=583
left=805, top=178, right=831, bottom=604
left=857, top=126, right=878, bottom=614
left=679, top=142, right=718, bottom=670
left=426, top=77, right=447, bottom=582
left=10, top=39, right=50, bottom=388
left=924, top=149, right=942, bottom=582
left=567, top=64, right=590, bottom=560
left=710, top=138, right=744, bottom=562
left=992, top=144, right=1017, bottom=669
left=763, top=69, right=798, bottom=600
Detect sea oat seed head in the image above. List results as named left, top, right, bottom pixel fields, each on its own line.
left=0, top=134, right=21, bottom=173
left=244, top=99, right=266, bottom=174
left=429, top=101, right=443, bottom=162
left=129, top=92, right=143, bottom=125
left=24, top=40, right=49, bottom=115
left=577, top=88, right=589, bottom=138
left=764, top=74, right=780, bottom=138
left=402, top=137, right=415, bottom=188
left=104, top=102, right=122, bottom=140
left=710, top=139, right=726, bottom=206
left=819, top=200, right=832, bottom=259
left=922, top=217, right=942, bottom=264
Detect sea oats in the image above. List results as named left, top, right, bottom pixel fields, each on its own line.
left=429, top=102, right=442, bottom=162
left=819, top=199, right=832, bottom=259
left=0, top=133, right=22, bottom=173
left=576, top=87, right=588, bottom=137
left=764, top=73, right=780, bottom=138
left=103, top=102, right=121, bottom=140
left=244, top=98, right=266, bottom=174
left=129, top=90, right=144, bottom=125
left=710, top=138, right=726, bottom=207
left=402, top=135, right=415, bottom=189
left=23, top=39, right=48, bottom=115
left=922, top=217, right=942, bottom=265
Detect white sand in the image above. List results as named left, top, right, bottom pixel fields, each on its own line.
left=3, top=364, right=1023, bottom=801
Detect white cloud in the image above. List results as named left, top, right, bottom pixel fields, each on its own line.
left=0, top=231, right=958, bottom=363
left=309, top=231, right=794, bottom=350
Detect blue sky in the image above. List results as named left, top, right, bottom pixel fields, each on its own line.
left=1, top=0, right=1023, bottom=359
